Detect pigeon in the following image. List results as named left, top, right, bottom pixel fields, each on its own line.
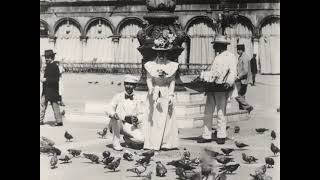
left=265, top=157, right=275, bottom=168
left=256, top=128, right=269, bottom=134
left=67, top=149, right=81, bottom=157
left=176, top=167, right=198, bottom=180
left=102, top=156, right=114, bottom=165
left=41, top=136, right=55, bottom=146
left=221, top=148, right=234, bottom=156
left=83, top=153, right=100, bottom=164
left=190, top=157, right=201, bottom=166
left=140, top=150, right=155, bottom=158
left=235, top=141, right=249, bottom=149
left=94, top=81, right=99, bottom=84
left=219, top=164, right=240, bottom=174
left=156, top=161, right=167, bottom=177
left=104, top=157, right=121, bottom=171
left=123, top=152, right=134, bottom=161
left=136, top=156, right=151, bottom=166
left=117, top=82, right=121, bottom=86
left=271, top=130, right=276, bottom=140
left=242, top=153, right=258, bottom=164
left=50, top=153, right=58, bottom=169
left=204, top=148, right=222, bottom=157
left=40, top=145, right=61, bottom=156
left=234, top=126, right=240, bottom=133
left=111, top=81, right=114, bottom=85
left=255, top=165, right=267, bottom=175
left=183, top=151, right=191, bottom=160
left=142, top=171, right=152, bottom=180
left=127, top=162, right=147, bottom=176
left=64, top=131, right=73, bottom=142
left=167, top=159, right=195, bottom=170
left=61, top=110, right=66, bottom=116
left=97, top=128, right=108, bottom=138
left=59, top=154, right=72, bottom=163
left=270, top=143, right=280, bottom=156
left=215, top=155, right=234, bottom=165
left=102, top=151, right=111, bottom=159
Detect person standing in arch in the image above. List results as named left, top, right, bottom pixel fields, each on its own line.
left=250, top=54, right=258, bottom=86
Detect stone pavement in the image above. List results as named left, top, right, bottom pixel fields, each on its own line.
left=40, top=74, right=280, bottom=180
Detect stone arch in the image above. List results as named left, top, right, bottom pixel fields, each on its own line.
left=184, top=16, right=217, bottom=32
left=53, top=17, right=83, bottom=35
left=116, top=17, right=144, bottom=35
left=84, top=17, right=116, bottom=36
left=40, top=19, right=51, bottom=36
left=236, top=15, right=255, bottom=33
left=258, top=15, right=280, bottom=34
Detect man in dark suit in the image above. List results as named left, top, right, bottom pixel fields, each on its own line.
left=250, top=54, right=258, bottom=86
left=40, top=50, right=63, bottom=126
left=235, top=44, right=254, bottom=113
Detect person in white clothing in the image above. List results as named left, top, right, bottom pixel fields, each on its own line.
left=197, top=35, right=238, bottom=145
left=105, top=75, right=145, bottom=151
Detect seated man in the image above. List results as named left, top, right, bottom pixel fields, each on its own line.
left=105, top=75, right=145, bottom=151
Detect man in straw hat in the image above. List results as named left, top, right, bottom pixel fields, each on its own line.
left=197, top=35, right=238, bottom=145
left=235, top=44, right=254, bottom=113
left=105, top=75, right=145, bottom=151
left=40, top=50, right=63, bottom=126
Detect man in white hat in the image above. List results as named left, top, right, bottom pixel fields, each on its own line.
left=197, top=35, right=238, bottom=145
left=105, top=75, right=145, bottom=151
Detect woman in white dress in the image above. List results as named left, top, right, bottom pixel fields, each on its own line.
left=143, top=48, right=179, bottom=151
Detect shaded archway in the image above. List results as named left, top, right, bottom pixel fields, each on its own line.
left=115, top=17, right=143, bottom=63
left=54, top=18, right=82, bottom=63
left=40, top=20, right=52, bottom=56
left=258, top=15, right=280, bottom=74
left=184, top=16, right=217, bottom=65
left=83, top=18, right=115, bottom=63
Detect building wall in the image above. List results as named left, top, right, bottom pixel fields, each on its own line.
left=40, top=0, right=280, bottom=74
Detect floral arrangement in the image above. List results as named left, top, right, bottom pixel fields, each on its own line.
left=153, top=29, right=176, bottom=49
left=157, top=69, right=168, bottom=77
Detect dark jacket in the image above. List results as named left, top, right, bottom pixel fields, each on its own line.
left=250, top=57, right=258, bottom=74
left=42, top=61, right=60, bottom=102
left=236, top=53, right=252, bottom=84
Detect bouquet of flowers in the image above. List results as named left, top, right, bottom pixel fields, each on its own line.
left=153, top=29, right=176, bottom=49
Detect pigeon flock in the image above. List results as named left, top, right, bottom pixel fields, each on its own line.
left=87, top=80, right=124, bottom=86
left=40, top=124, right=279, bottom=180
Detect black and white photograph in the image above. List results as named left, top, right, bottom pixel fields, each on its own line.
left=40, top=0, right=280, bottom=179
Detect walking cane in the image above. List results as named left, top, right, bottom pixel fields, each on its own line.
left=159, top=98, right=173, bottom=150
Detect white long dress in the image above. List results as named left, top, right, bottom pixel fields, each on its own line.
left=143, top=60, right=179, bottom=150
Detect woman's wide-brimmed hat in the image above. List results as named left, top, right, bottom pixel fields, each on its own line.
left=211, top=35, right=230, bottom=45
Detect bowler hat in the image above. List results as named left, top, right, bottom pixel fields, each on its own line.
left=211, top=35, right=230, bottom=45
left=44, top=50, right=56, bottom=57
left=237, top=44, right=245, bottom=51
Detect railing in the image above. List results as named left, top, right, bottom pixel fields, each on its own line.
left=56, top=63, right=211, bottom=75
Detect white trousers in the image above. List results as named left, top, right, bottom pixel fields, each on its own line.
left=109, top=118, right=144, bottom=145
left=202, top=92, right=229, bottom=139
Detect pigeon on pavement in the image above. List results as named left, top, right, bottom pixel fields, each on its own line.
left=265, top=157, right=275, bottom=168
left=270, top=143, right=280, bottom=156
left=156, top=161, right=167, bottom=177
left=215, top=155, right=234, bottom=165
left=234, top=126, right=240, bottom=133
left=64, top=131, right=73, bottom=142
left=127, top=162, right=147, bottom=176
left=59, top=154, right=72, bottom=163
left=50, top=153, right=58, bottom=169
left=235, top=141, right=249, bottom=149
left=221, top=148, right=234, bottom=156
left=204, top=148, right=222, bottom=158
left=271, top=130, right=276, bottom=140
left=97, top=128, right=108, bottom=138
left=83, top=153, right=100, bottom=164
left=123, top=152, right=134, bottom=161
left=102, top=156, right=114, bottom=165
left=104, top=158, right=121, bottom=171
left=242, top=153, right=258, bottom=164
left=67, top=149, right=81, bottom=157
left=255, top=128, right=269, bottom=134
left=102, top=151, right=111, bottom=159
left=136, top=156, right=151, bottom=166
left=219, top=164, right=240, bottom=174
